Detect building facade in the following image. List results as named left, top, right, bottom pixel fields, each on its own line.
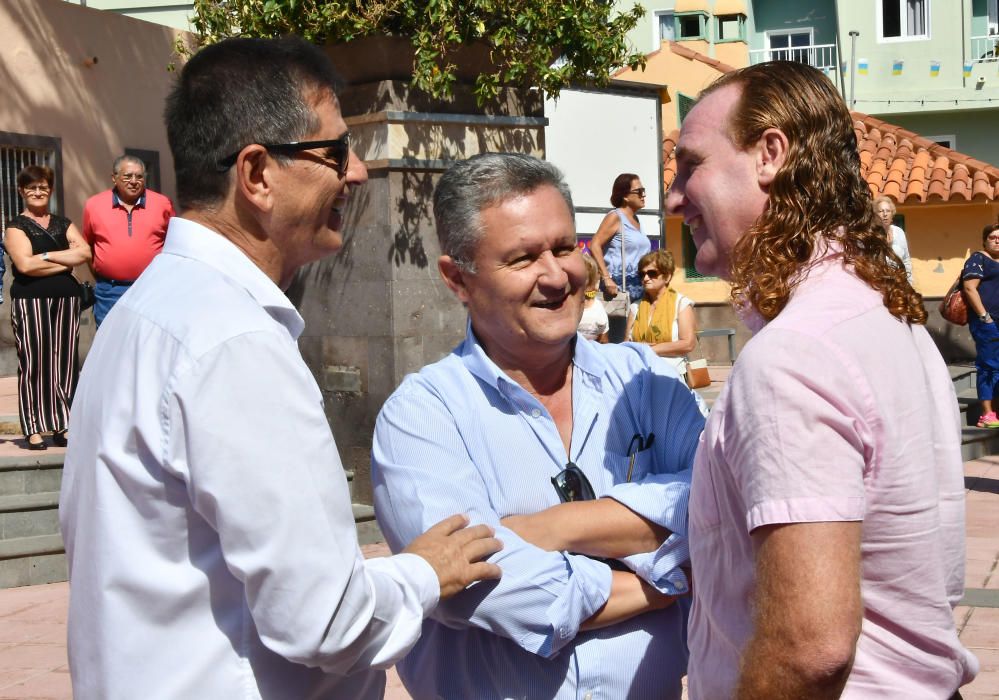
left=61, top=0, right=194, bottom=31
left=617, top=0, right=999, bottom=164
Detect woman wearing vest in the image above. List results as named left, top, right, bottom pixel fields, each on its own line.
left=627, top=249, right=698, bottom=379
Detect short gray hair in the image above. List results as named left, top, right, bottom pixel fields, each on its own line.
left=113, top=154, right=146, bottom=176
left=433, top=153, right=575, bottom=271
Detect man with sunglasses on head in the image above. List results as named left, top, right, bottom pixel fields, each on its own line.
left=371, top=153, right=705, bottom=700
left=82, top=154, right=174, bottom=326
left=60, top=37, right=503, bottom=700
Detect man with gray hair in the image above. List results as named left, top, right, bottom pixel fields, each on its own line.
left=61, top=37, right=501, bottom=699
left=372, top=152, right=704, bottom=699
left=82, top=154, right=174, bottom=326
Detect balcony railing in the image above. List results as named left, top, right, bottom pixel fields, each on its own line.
left=971, top=34, right=999, bottom=64
left=749, top=43, right=838, bottom=73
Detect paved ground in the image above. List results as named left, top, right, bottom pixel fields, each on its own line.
left=0, top=370, right=997, bottom=698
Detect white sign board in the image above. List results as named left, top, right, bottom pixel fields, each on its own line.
left=544, top=87, right=662, bottom=240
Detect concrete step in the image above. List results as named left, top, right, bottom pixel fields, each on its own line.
left=0, top=455, right=63, bottom=496
left=0, top=534, right=67, bottom=588
left=950, top=363, right=977, bottom=395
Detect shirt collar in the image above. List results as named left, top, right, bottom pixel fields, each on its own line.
left=161, top=217, right=305, bottom=339
left=457, top=319, right=608, bottom=394
left=111, top=189, right=146, bottom=209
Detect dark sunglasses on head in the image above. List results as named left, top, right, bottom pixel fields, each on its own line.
left=551, top=462, right=596, bottom=503
left=641, top=269, right=662, bottom=280
left=629, top=187, right=647, bottom=197
left=216, top=134, right=350, bottom=173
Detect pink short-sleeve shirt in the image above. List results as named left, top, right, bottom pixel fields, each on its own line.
left=688, top=252, right=978, bottom=698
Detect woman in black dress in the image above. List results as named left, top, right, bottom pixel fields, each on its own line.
left=4, top=165, right=91, bottom=449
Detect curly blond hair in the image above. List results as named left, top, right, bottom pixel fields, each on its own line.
left=698, top=62, right=925, bottom=324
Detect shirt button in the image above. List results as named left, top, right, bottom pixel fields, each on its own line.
left=583, top=693, right=593, bottom=700
left=531, top=408, right=541, bottom=418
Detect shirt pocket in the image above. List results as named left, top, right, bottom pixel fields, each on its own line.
left=608, top=446, right=655, bottom=486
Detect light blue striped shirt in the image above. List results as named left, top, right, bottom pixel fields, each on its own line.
left=372, top=325, right=704, bottom=700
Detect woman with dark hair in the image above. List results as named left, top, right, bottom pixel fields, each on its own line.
left=626, top=249, right=697, bottom=378
left=589, top=173, right=652, bottom=302
left=4, top=164, right=91, bottom=449
left=962, top=223, right=999, bottom=428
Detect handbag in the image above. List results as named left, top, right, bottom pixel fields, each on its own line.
left=685, top=333, right=711, bottom=389
left=79, top=281, right=96, bottom=310
left=600, top=223, right=632, bottom=342
left=939, top=275, right=968, bottom=326
left=685, top=358, right=711, bottom=389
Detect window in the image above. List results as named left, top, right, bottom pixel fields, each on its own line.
left=990, top=0, right=998, bottom=35
left=657, top=11, right=675, bottom=43
left=0, top=132, right=62, bottom=226
left=767, top=29, right=814, bottom=64
left=924, top=134, right=956, bottom=149
left=677, top=93, right=696, bottom=124
left=681, top=224, right=717, bottom=281
left=676, top=12, right=708, bottom=41
left=716, top=14, right=747, bottom=42
left=879, top=0, right=929, bottom=41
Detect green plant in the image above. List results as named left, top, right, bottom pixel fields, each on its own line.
left=191, top=0, right=647, bottom=105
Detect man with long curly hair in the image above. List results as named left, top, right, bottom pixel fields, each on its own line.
left=667, top=61, right=977, bottom=699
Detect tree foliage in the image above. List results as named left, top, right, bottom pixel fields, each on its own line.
left=191, top=0, right=647, bottom=104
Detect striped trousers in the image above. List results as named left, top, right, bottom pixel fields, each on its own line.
left=10, top=296, right=81, bottom=437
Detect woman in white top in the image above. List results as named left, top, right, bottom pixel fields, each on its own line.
left=874, top=195, right=913, bottom=283
left=578, top=254, right=609, bottom=342
left=626, top=249, right=697, bottom=376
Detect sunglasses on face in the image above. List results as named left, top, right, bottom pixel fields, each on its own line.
left=641, top=269, right=662, bottom=280
left=551, top=462, right=596, bottom=503
left=216, top=134, right=350, bottom=174
left=629, top=187, right=647, bottom=197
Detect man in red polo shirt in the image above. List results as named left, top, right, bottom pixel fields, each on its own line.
left=82, top=155, right=174, bottom=326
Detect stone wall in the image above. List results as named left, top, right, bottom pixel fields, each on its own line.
left=289, top=79, right=545, bottom=504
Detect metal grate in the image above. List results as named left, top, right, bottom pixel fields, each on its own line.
left=0, top=133, right=61, bottom=228
left=682, top=223, right=717, bottom=282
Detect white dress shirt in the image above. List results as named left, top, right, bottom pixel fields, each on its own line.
left=372, top=325, right=704, bottom=699
left=59, top=216, right=439, bottom=699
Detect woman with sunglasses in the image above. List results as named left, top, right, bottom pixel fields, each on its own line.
left=590, top=173, right=652, bottom=303
left=4, top=165, right=91, bottom=449
left=626, top=249, right=698, bottom=379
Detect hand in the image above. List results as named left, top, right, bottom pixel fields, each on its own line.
left=403, top=514, right=503, bottom=599
left=603, top=278, right=619, bottom=296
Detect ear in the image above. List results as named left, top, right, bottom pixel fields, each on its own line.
left=233, top=145, right=275, bottom=214
left=438, top=255, right=471, bottom=304
left=756, top=127, right=788, bottom=188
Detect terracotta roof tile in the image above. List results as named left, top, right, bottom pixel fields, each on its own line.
left=850, top=113, right=999, bottom=204
left=662, top=112, right=999, bottom=205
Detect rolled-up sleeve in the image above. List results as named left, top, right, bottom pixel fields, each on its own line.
left=603, top=351, right=704, bottom=594
left=372, top=387, right=613, bottom=658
